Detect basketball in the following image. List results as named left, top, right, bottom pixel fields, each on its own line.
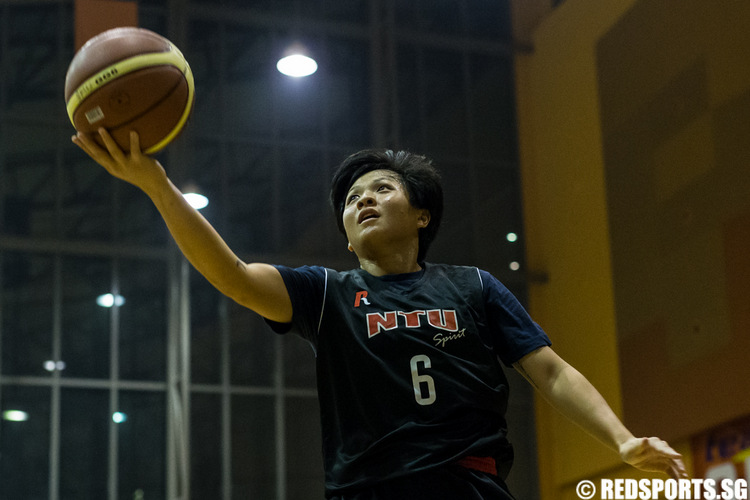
left=64, top=27, right=195, bottom=154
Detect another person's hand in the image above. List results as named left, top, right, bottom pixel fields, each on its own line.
left=620, top=436, right=688, bottom=479
left=72, top=128, right=167, bottom=195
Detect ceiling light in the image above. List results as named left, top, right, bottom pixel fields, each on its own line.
left=3, top=410, right=29, bottom=422
left=97, top=293, right=125, bottom=308
left=183, top=192, right=209, bottom=210
left=277, top=45, right=318, bottom=77
left=44, top=360, right=66, bottom=372
left=182, top=183, right=209, bottom=210
left=112, top=412, right=128, bottom=424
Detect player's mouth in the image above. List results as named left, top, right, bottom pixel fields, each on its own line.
left=358, top=209, right=379, bottom=224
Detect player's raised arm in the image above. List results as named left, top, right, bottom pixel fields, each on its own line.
left=72, top=128, right=292, bottom=324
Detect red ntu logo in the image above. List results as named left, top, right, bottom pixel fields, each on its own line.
left=366, top=309, right=458, bottom=338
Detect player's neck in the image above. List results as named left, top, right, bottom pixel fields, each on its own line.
left=357, top=250, right=422, bottom=277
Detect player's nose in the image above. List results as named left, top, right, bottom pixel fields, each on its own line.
left=356, top=192, right=376, bottom=209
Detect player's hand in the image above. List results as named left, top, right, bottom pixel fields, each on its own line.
left=72, top=128, right=167, bottom=195
left=619, top=436, right=688, bottom=479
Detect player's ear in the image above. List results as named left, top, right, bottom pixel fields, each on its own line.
left=347, top=242, right=355, bottom=253
left=417, top=210, right=430, bottom=228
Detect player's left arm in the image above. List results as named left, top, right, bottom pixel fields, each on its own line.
left=513, top=346, right=687, bottom=479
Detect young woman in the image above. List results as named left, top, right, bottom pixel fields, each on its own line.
left=73, top=130, right=686, bottom=499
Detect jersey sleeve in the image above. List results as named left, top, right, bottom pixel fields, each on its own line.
left=479, top=269, right=551, bottom=366
left=265, top=265, right=326, bottom=347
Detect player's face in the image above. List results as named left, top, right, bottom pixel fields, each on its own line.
left=342, top=169, right=430, bottom=258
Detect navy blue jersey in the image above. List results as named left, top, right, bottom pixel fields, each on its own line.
left=268, top=262, right=550, bottom=496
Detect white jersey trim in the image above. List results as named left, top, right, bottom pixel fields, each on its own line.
left=318, top=268, right=330, bottom=334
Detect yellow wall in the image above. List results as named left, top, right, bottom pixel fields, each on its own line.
left=514, top=0, right=750, bottom=497
left=594, top=0, right=750, bottom=443
left=512, top=0, right=689, bottom=497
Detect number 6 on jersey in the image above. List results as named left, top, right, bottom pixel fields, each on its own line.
left=410, top=354, right=436, bottom=405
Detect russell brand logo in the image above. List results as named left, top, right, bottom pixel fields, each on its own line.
left=354, top=291, right=371, bottom=307
left=366, top=309, right=458, bottom=338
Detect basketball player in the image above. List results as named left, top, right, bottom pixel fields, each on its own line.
left=73, top=129, right=687, bottom=499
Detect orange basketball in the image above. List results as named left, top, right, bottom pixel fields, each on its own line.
left=64, top=27, right=195, bottom=154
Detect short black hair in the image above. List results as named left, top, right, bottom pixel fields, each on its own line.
left=329, top=149, right=443, bottom=262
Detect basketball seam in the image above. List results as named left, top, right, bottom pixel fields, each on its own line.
left=146, top=60, right=195, bottom=154
left=115, top=67, right=194, bottom=154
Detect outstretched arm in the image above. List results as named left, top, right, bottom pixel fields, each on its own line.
left=513, top=346, right=687, bottom=479
left=72, top=128, right=292, bottom=323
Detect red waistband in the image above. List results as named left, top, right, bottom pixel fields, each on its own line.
left=456, top=455, right=497, bottom=476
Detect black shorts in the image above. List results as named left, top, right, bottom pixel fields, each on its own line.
left=327, top=465, right=515, bottom=500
